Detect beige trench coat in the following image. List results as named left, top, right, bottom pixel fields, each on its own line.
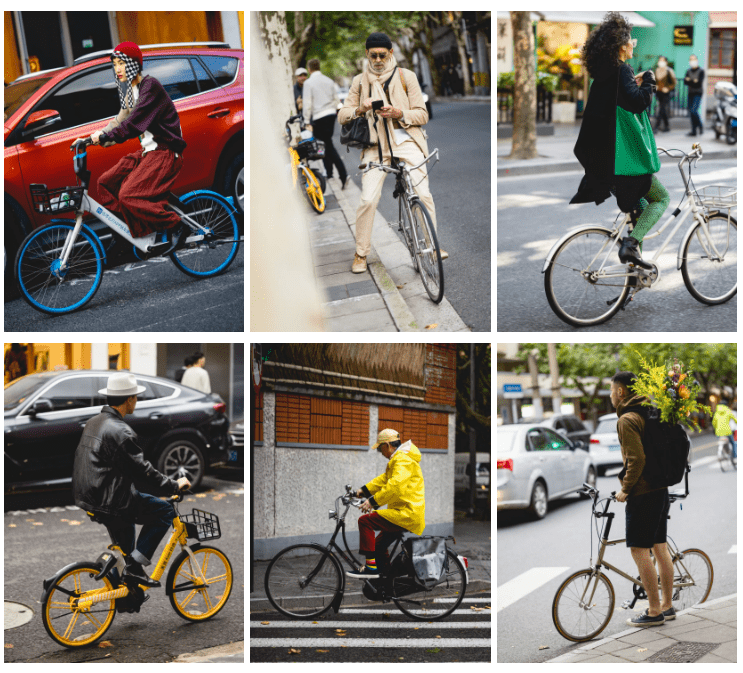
left=338, top=67, right=429, bottom=157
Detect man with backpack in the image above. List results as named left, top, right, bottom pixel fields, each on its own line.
left=610, top=371, right=675, bottom=627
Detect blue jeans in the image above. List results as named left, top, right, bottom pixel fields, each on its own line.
left=689, top=94, right=703, bottom=132
left=96, top=491, right=175, bottom=566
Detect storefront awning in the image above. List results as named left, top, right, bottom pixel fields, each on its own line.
left=497, top=11, right=655, bottom=28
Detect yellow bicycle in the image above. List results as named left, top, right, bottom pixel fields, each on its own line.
left=286, top=114, right=326, bottom=214
left=41, top=491, right=232, bottom=648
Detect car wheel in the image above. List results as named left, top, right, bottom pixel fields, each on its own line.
left=580, top=466, right=597, bottom=498
left=157, top=439, right=205, bottom=489
left=529, top=480, right=548, bottom=519
left=223, top=151, right=244, bottom=215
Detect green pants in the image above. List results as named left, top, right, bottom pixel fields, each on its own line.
left=629, top=175, right=670, bottom=250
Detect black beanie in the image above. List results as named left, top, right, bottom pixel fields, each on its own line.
left=366, top=32, right=392, bottom=50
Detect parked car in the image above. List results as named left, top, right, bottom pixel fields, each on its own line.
left=537, top=413, right=592, bottom=447
left=589, top=412, right=624, bottom=476
left=228, top=418, right=244, bottom=468
left=5, top=42, right=244, bottom=287
left=454, top=452, right=490, bottom=502
left=4, top=369, right=231, bottom=493
left=497, top=423, right=596, bottom=520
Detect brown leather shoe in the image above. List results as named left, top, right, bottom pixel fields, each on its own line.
left=352, top=253, right=367, bottom=273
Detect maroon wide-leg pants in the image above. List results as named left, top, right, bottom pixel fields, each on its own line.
left=97, top=148, right=183, bottom=237
left=357, top=511, right=408, bottom=566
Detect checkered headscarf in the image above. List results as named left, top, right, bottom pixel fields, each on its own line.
left=111, top=47, right=142, bottom=110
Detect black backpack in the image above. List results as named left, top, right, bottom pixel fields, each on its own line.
left=623, top=404, right=690, bottom=487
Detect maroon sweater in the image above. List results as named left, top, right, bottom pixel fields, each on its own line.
left=100, top=75, right=187, bottom=154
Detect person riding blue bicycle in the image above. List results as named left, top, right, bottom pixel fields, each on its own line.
left=73, top=41, right=187, bottom=256
left=347, top=428, right=425, bottom=579
left=713, top=399, right=737, bottom=460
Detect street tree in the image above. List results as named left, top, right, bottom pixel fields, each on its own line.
left=508, top=11, right=538, bottom=159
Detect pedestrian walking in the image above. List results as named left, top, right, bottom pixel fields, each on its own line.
left=294, top=67, right=308, bottom=115
left=653, top=56, right=676, bottom=132
left=302, top=58, right=349, bottom=190
left=338, top=31, right=446, bottom=274
left=684, top=55, right=705, bottom=136
left=570, top=11, right=669, bottom=271
left=180, top=351, right=211, bottom=393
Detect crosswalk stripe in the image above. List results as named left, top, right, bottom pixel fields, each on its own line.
left=497, top=567, right=569, bottom=613
left=251, top=621, right=491, bottom=629
left=334, top=608, right=490, bottom=614
left=250, top=638, right=491, bottom=648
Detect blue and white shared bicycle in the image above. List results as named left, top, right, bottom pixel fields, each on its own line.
left=14, top=137, right=241, bottom=315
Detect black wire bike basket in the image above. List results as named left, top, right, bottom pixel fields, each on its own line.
left=295, top=138, right=325, bottom=161
left=30, top=183, right=85, bottom=214
left=181, top=509, right=221, bottom=541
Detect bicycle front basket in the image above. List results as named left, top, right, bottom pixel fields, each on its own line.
left=692, top=185, right=737, bottom=209
left=30, top=184, right=84, bottom=214
left=180, top=509, right=221, bottom=541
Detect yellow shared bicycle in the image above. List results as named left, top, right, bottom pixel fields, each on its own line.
left=40, top=491, right=232, bottom=648
left=285, top=114, right=326, bottom=213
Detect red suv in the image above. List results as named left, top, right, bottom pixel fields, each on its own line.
left=4, top=42, right=244, bottom=284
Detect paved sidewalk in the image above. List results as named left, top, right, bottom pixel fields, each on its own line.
left=498, top=119, right=737, bottom=177
left=309, top=175, right=470, bottom=332
left=171, top=641, right=244, bottom=662
left=546, top=594, right=737, bottom=663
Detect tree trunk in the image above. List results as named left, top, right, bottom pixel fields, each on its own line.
left=508, top=11, right=538, bottom=160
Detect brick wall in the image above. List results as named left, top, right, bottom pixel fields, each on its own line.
left=424, top=344, right=457, bottom=407
left=275, top=393, right=369, bottom=445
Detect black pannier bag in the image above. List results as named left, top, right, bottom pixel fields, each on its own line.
left=404, top=534, right=452, bottom=589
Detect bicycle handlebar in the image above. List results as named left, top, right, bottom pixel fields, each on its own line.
left=170, top=489, right=194, bottom=503
left=361, top=147, right=439, bottom=176
left=70, top=137, right=94, bottom=153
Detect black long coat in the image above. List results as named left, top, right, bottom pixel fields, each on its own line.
left=570, top=62, right=656, bottom=212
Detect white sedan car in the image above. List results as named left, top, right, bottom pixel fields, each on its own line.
left=589, top=413, right=624, bottom=476
left=497, top=423, right=596, bottom=519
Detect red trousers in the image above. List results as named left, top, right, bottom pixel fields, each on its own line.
left=97, top=148, right=183, bottom=237
left=358, top=511, right=408, bottom=563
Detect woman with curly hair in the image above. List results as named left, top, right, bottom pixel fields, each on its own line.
left=570, top=12, right=670, bottom=270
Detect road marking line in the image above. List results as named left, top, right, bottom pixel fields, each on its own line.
left=497, top=567, right=569, bottom=613
left=250, top=638, right=491, bottom=648
left=251, top=621, right=490, bottom=629
left=729, top=545, right=737, bottom=554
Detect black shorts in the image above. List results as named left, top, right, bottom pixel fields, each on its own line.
left=625, top=488, right=670, bottom=548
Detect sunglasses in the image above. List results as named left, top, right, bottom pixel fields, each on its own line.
left=369, top=52, right=388, bottom=61
left=628, top=38, right=637, bottom=48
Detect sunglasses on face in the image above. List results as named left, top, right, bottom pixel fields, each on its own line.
left=628, top=39, right=637, bottom=48
left=369, top=52, right=388, bottom=61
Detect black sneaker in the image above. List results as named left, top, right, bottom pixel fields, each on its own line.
left=626, top=609, right=665, bottom=627
left=346, top=565, right=380, bottom=579
left=123, top=560, right=161, bottom=588
left=662, top=606, right=676, bottom=621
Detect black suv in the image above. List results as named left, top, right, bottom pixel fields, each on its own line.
left=4, top=369, right=230, bottom=492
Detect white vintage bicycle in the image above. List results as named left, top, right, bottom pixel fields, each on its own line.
left=543, top=143, right=737, bottom=327
left=14, top=138, right=241, bottom=315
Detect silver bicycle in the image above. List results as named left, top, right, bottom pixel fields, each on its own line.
left=543, top=143, right=737, bottom=327
left=362, top=148, right=444, bottom=303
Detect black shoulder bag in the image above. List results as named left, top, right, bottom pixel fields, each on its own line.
left=340, top=74, right=373, bottom=151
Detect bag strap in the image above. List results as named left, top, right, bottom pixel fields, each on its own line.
left=375, top=66, right=399, bottom=166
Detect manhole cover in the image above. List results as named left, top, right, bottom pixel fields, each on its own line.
left=646, top=641, right=718, bottom=662
left=4, top=601, right=34, bottom=629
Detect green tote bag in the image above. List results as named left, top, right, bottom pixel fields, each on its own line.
left=615, top=107, right=661, bottom=175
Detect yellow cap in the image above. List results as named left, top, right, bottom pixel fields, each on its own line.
left=372, top=428, right=400, bottom=450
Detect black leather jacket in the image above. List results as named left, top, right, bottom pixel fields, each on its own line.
left=72, top=406, right=179, bottom=516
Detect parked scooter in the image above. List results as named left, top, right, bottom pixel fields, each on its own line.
left=712, top=81, right=737, bottom=145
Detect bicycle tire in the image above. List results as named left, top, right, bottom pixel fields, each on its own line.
left=681, top=211, right=737, bottom=304
left=264, top=543, right=343, bottom=619
left=166, top=545, right=233, bottom=621
left=41, top=562, right=117, bottom=648
left=168, top=191, right=240, bottom=278
left=552, top=569, right=615, bottom=642
left=392, top=550, right=466, bottom=621
left=15, top=222, right=103, bottom=315
left=544, top=227, right=630, bottom=327
left=409, top=199, right=444, bottom=303
left=673, top=548, right=714, bottom=610
left=300, top=166, right=325, bottom=214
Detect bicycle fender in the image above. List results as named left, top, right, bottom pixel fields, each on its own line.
left=164, top=542, right=207, bottom=596
left=675, top=210, right=731, bottom=271
left=177, top=190, right=237, bottom=216
left=542, top=225, right=616, bottom=274
left=41, top=560, right=101, bottom=604
left=49, top=218, right=107, bottom=265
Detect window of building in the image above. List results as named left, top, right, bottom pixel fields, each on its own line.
left=709, top=29, right=736, bottom=69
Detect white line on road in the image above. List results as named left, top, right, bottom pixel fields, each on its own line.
left=335, top=608, right=490, bottom=614
left=250, top=638, right=491, bottom=648
left=251, top=621, right=491, bottom=629
left=729, top=545, right=737, bottom=554
left=497, top=567, right=569, bottom=613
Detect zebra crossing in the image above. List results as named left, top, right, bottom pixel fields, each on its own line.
left=250, top=592, right=491, bottom=662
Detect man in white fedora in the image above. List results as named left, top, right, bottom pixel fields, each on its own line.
left=73, top=372, right=190, bottom=589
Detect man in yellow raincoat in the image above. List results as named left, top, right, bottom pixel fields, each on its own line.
left=347, top=428, right=425, bottom=579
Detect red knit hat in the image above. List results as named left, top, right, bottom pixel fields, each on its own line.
left=112, top=42, right=143, bottom=71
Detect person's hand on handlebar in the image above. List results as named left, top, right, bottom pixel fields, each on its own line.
left=176, top=477, right=191, bottom=491
left=359, top=499, right=373, bottom=513
left=615, top=490, right=627, bottom=503
left=356, top=488, right=364, bottom=497
left=90, top=130, right=104, bottom=145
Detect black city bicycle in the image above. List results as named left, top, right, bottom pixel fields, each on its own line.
left=264, top=485, right=468, bottom=620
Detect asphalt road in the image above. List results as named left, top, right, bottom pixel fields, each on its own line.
left=4, top=475, right=244, bottom=663
left=497, top=158, right=737, bottom=331
left=497, top=433, right=736, bottom=663
left=328, top=100, right=491, bottom=332
left=4, top=246, right=244, bottom=332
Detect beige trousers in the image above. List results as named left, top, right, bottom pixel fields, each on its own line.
left=354, top=140, right=437, bottom=258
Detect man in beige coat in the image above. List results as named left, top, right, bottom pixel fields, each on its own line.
left=338, top=32, right=446, bottom=273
